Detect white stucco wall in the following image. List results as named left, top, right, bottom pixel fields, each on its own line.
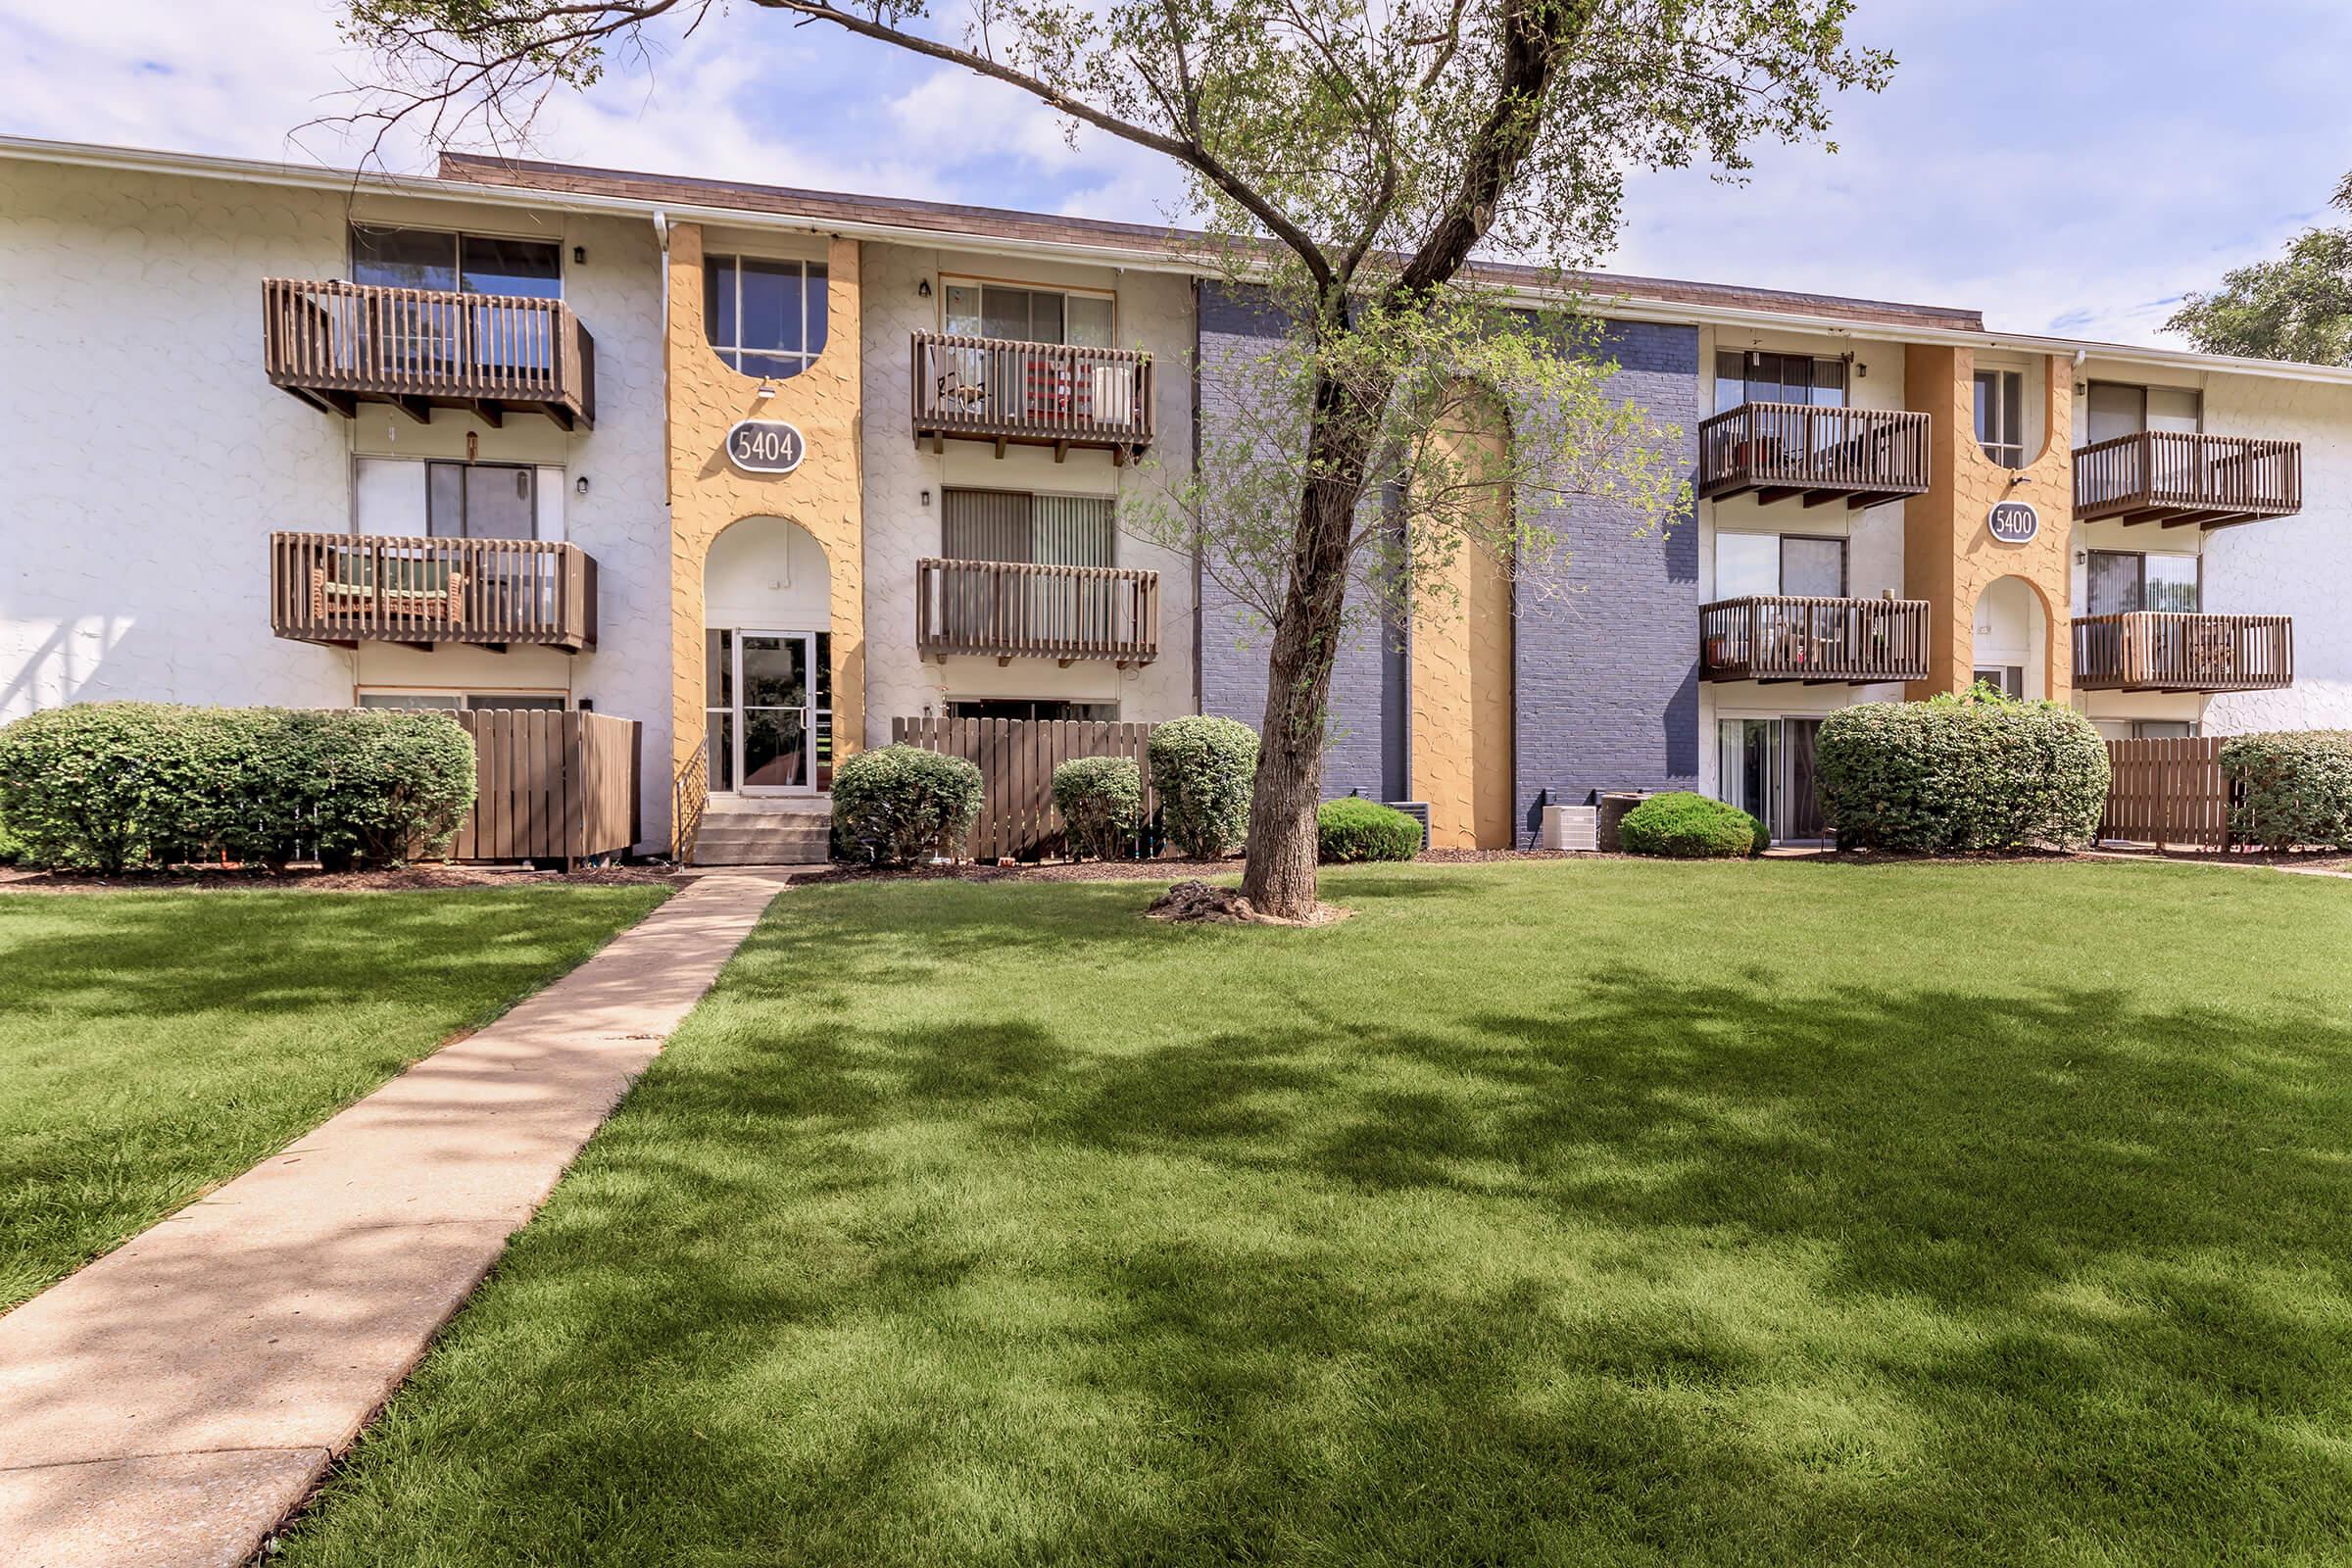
left=858, top=239, right=1197, bottom=726
left=0, top=158, right=673, bottom=841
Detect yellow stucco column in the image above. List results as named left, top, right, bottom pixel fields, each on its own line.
left=665, top=223, right=866, bottom=780
left=1409, top=390, right=1516, bottom=850
left=1902, top=345, right=2075, bottom=702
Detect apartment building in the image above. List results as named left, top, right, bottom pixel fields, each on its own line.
left=5, top=135, right=2349, bottom=858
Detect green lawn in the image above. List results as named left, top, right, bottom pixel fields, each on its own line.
left=278, top=861, right=2352, bottom=1565
left=0, top=884, right=670, bottom=1308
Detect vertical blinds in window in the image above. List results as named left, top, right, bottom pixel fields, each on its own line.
left=942, top=490, right=1116, bottom=565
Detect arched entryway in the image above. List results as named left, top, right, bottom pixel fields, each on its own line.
left=703, top=515, right=833, bottom=794
left=1971, top=574, right=2050, bottom=700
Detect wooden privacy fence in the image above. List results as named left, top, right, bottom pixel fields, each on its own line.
left=448, top=710, right=641, bottom=865
left=893, top=716, right=1158, bottom=861
left=2100, top=736, right=2235, bottom=851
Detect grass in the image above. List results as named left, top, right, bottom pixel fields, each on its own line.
left=275, top=860, right=2352, bottom=1566
left=0, top=883, right=670, bottom=1308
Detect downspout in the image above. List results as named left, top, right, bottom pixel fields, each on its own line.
left=653, top=210, right=671, bottom=510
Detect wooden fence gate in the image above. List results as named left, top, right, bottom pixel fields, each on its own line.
left=450, top=710, right=642, bottom=865
left=892, top=716, right=1158, bottom=860
left=2100, top=736, right=2234, bottom=851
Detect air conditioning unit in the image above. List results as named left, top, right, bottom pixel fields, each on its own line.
left=1383, top=800, right=1432, bottom=850
left=1540, top=804, right=1598, bottom=852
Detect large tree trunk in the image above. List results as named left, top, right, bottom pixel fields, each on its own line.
left=1238, top=375, right=1381, bottom=918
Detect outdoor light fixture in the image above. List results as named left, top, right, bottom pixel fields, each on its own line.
left=918, top=277, right=933, bottom=298
left=575, top=475, right=590, bottom=497
left=920, top=488, right=932, bottom=507
left=756, top=381, right=778, bottom=401
left=572, top=245, right=586, bottom=264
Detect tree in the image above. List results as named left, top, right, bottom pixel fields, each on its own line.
left=2167, top=177, right=2352, bottom=364
left=339, top=0, right=1891, bottom=916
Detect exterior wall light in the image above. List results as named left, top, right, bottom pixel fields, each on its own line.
left=756, top=381, right=778, bottom=401
left=575, top=475, right=590, bottom=497
left=918, top=277, right=933, bottom=298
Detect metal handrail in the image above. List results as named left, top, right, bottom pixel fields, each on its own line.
left=673, top=739, right=709, bottom=866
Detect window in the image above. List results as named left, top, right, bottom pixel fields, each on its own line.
left=944, top=281, right=1115, bottom=347
left=1974, top=368, right=2026, bottom=468
left=705, top=255, right=828, bottom=378
left=1714, top=351, right=1846, bottom=415
left=2084, top=382, right=2201, bottom=446
left=2132, top=720, right=2198, bottom=740
left=1716, top=718, right=1783, bottom=837
left=357, top=691, right=566, bottom=710
left=947, top=700, right=1119, bottom=722
left=353, top=459, right=560, bottom=540
left=1715, top=532, right=1847, bottom=599
left=2086, top=550, right=2200, bottom=615
left=942, top=490, right=1117, bottom=565
left=351, top=225, right=562, bottom=297
left=1972, top=665, right=2025, bottom=698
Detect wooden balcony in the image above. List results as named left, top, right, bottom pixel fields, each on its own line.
left=1698, top=403, right=1931, bottom=510
left=916, top=559, right=1159, bottom=666
left=270, top=533, right=598, bottom=653
left=910, top=332, right=1153, bottom=463
left=1699, top=595, right=1932, bottom=684
left=2073, top=432, right=2300, bottom=528
left=2072, top=612, right=2292, bottom=693
left=263, top=278, right=596, bottom=429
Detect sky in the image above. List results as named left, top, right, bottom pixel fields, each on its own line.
left=4, top=0, right=2346, bottom=347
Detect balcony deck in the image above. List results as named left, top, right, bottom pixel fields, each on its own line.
left=1697, top=403, right=1931, bottom=510
left=270, top=533, right=598, bottom=653
left=2072, top=612, right=2292, bottom=693
left=1699, top=596, right=1932, bottom=684
left=2072, top=432, right=2300, bottom=529
left=910, top=332, right=1153, bottom=462
left=263, top=279, right=596, bottom=429
left=916, top=558, right=1159, bottom=666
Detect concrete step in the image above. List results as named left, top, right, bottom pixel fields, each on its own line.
left=692, top=821, right=832, bottom=866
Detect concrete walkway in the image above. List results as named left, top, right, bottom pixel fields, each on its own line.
left=0, top=868, right=807, bottom=1568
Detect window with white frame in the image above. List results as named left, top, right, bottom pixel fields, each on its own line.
left=1715, top=532, right=1846, bottom=599
left=1713, top=350, right=1846, bottom=415
left=705, top=255, right=828, bottom=378
left=352, top=459, right=564, bottom=540
left=942, top=280, right=1115, bottom=347
left=942, top=489, right=1117, bottom=565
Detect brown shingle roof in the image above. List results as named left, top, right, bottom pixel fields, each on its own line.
left=440, top=151, right=1984, bottom=332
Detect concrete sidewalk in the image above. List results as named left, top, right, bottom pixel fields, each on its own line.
left=0, top=867, right=805, bottom=1568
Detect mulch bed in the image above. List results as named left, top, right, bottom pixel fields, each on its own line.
left=0, top=864, right=683, bottom=895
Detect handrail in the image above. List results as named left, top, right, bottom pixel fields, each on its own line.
left=1698, top=594, right=1932, bottom=683
left=915, top=558, right=1160, bottom=663
left=673, top=739, right=709, bottom=866
left=909, top=330, right=1154, bottom=452
left=2072, top=431, right=2300, bottom=523
left=2072, top=612, right=2292, bottom=692
left=262, top=277, right=595, bottom=426
left=1697, top=403, right=1931, bottom=500
left=269, top=532, right=596, bottom=651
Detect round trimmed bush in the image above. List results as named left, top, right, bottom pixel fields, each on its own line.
left=1815, top=691, right=2109, bottom=853
left=1316, top=797, right=1422, bottom=863
left=833, top=744, right=983, bottom=865
left=1051, top=755, right=1144, bottom=861
left=1147, top=715, right=1257, bottom=859
left=1617, top=792, right=1764, bottom=859
left=2220, top=730, right=2352, bottom=851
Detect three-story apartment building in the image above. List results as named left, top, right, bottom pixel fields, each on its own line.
left=5, top=134, right=2349, bottom=858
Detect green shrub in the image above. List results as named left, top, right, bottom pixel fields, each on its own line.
left=1617, top=792, right=1764, bottom=859
left=0, top=810, right=21, bottom=865
left=1051, top=756, right=1144, bottom=861
left=1316, top=797, right=1422, bottom=863
left=2220, top=730, right=2352, bottom=851
left=1815, top=689, right=2109, bottom=853
left=0, top=704, right=476, bottom=872
left=834, top=744, right=983, bottom=865
left=1148, top=715, right=1257, bottom=859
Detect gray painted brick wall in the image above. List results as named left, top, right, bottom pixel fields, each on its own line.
left=1195, top=284, right=1701, bottom=823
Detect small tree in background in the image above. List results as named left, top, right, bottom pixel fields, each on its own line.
left=2169, top=173, right=2352, bottom=365
left=338, top=0, right=1891, bottom=914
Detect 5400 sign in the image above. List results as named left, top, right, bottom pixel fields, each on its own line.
left=725, top=418, right=807, bottom=475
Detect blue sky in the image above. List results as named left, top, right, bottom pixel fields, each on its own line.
left=4, top=0, right=2346, bottom=345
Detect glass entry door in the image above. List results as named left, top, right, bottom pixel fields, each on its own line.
left=1717, top=718, right=1784, bottom=841
left=738, top=631, right=817, bottom=795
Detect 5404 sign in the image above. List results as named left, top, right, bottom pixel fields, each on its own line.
left=724, top=418, right=807, bottom=475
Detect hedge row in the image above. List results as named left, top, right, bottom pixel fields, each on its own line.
left=2220, top=730, right=2352, bottom=851
left=1816, top=689, right=2110, bottom=853
left=0, top=703, right=476, bottom=872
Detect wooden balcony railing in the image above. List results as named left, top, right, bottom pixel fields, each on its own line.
left=916, top=559, right=1159, bottom=665
left=2072, top=612, right=2292, bottom=692
left=910, top=332, right=1153, bottom=462
left=1699, top=595, right=1932, bottom=684
left=270, top=533, right=598, bottom=653
left=263, top=278, right=596, bottom=429
left=2073, top=432, right=2300, bottom=528
left=1698, top=403, right=1931, bottom=510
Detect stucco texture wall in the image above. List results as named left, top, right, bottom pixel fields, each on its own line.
left=1902, top=345, right=2076, bottom=701
left=1409, top=396, right=1515, bottom=850
left=665, top=223, right=865, bottom=781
